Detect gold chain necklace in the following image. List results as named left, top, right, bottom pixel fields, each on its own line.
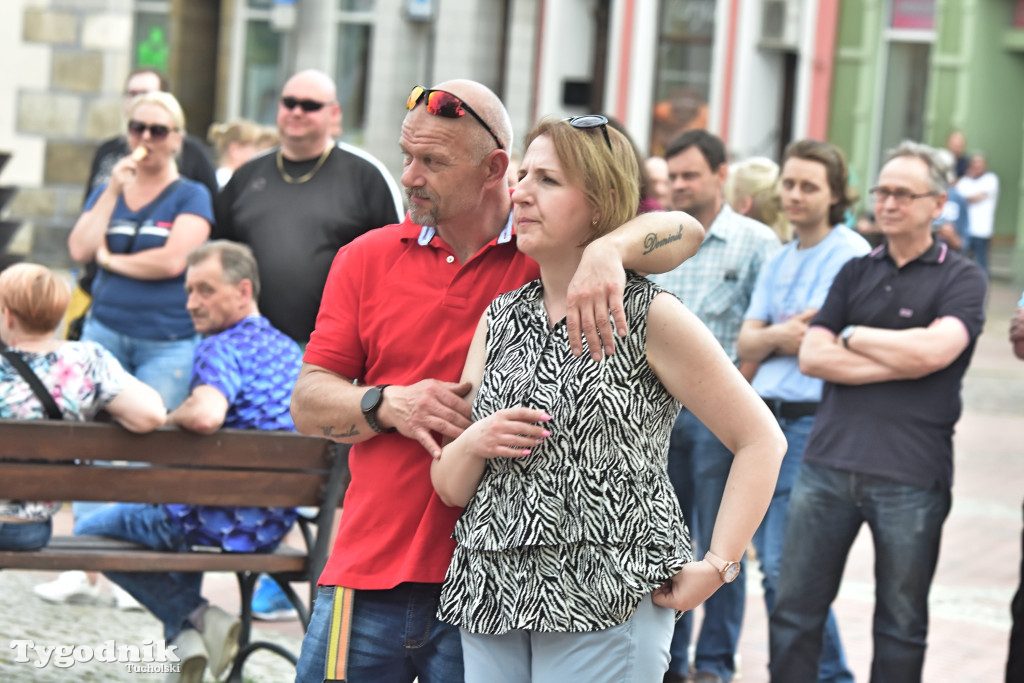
left=276, top=145, right=332, bottom=184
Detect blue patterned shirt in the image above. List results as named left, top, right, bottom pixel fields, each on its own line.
left=649, top=204, right=780, bottom=362
left=164, top=315, right=303, bottom=551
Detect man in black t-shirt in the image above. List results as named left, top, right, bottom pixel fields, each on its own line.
left=213, top=69, right=402, bottom=344
left=769, top=141, right=987, bottom=683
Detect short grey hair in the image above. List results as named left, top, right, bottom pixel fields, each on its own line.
left=884, top=140, right=948, bottom=193
left=187, top=240, right=261, bottom=300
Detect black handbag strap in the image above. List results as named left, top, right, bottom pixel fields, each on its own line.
left=1, top=348, right=63, bottom=420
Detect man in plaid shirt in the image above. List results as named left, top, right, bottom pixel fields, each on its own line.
left=650, top=129, right=779, bottom=683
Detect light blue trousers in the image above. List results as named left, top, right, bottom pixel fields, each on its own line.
left=460, top=594, right=673, bottom=683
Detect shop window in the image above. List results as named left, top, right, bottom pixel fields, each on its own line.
left=242, top=19, right=283, bottom=124
left=335, top=1, right=375, bottom=143
left=651, top=0, right=715, bottom=156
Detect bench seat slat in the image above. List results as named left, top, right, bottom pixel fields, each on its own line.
left=0, top=549, right=307, bottom=573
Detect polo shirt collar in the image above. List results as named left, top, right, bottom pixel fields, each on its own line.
left=870, top=238, right=948, bottom=266
left=399, top=208, right=516, bottom=249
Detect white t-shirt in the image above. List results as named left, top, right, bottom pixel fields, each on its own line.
left=956, top=172, right=999, bottom=238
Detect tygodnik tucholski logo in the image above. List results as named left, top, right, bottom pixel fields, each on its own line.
left=9, top=638, right=180, bottom=672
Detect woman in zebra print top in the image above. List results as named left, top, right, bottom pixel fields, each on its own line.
left=431, top=118, right=786, bottom=682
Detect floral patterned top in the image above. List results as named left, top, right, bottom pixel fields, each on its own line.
left=0, top=341, right=130, bottom=521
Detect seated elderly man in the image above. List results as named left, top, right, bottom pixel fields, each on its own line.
left=75, top=240, right=303, bottom=683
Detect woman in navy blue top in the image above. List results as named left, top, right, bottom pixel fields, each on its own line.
left=68, top=91, right=213, bottom=410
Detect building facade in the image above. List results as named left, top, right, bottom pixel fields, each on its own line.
left=1, top=0, right=1021, bottom=279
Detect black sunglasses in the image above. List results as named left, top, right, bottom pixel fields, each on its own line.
left=127, top=120, right=176, bottom=141
left=280, top=96, right=328, bottom=112
left=406, top=85, right=504, bottom=151
left=566, top=115, right=612, bottom=151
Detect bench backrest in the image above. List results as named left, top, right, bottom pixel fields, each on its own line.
left=0, top=419, right=337, bottom=508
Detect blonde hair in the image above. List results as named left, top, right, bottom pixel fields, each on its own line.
left=128, top=90, right=186, bottom=132
left=725, top=157, right=791, bottom=242
left=0, top=263, right=71, bottom=334
left=523, top=118, right=639, bottom=243
left=207, top=119, right=263, bottom=158
left=255, top=125, right=280, bottom=150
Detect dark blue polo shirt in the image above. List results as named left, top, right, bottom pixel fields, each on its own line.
left=802, top=240, right=987, bottom=490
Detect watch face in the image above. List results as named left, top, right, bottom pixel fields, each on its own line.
left=723, top=562, right=741, bottom=583
left=360, top=386, right=381, bottom=412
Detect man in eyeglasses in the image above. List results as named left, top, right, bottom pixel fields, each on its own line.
left=736, top=139, right=869, bottom=683
left=214, top=69, right=403, bottom=345
left=289, top=79, right=705, bottom=683
left=769, top=141, right=987, bottom=682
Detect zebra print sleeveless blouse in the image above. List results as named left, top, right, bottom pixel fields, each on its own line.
left=439, top=272, right=693, bottom=635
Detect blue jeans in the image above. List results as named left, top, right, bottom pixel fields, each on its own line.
left=74, top=503, right=203, bottom=640
left=0, top=518, right=52, bottom=550
left=665, top=409, right=745, bottom=681
left=769, top=462, right=950, bottom=683
left=295, top=583, right=464, bottom=683
left=966, top=236, right=990, bottom=275
left=751, top=416, right=852, bottom=683
left=82, top=315, right=197, bottom=410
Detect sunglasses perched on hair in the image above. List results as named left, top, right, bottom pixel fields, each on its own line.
left=127, top=120, right=176, bottom=141
left=566, top=115, right=612, bottom=151
left=406, top=86, right=504, bottom=151
left=280, top=96, right=328, bottom=112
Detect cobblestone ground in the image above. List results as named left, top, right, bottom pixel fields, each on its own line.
left=0, top=570, right=302, bottom=682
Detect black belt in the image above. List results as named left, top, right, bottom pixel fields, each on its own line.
left=763, top=398, right=819, bottom=419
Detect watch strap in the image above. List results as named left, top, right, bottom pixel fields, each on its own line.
left=704, top=550, right=740, bottom=583
left=363, top=384, right=396, bottom=434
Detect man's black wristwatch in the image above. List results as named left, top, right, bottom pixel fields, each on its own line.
left=360, top=385, right=396, bottom=434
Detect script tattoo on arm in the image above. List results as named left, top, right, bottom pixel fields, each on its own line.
left=642, top=225, right=685, bottom=255
left=319, top=424, right=359, bottom=439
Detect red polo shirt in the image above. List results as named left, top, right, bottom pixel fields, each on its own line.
left=305, top=212, right=539, bottom=589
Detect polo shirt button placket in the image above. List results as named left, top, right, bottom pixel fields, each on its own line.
left=446, top=255, right=455, bottom=264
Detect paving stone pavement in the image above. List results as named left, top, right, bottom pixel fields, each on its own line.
left=1, top=279, right=1021, bottom=682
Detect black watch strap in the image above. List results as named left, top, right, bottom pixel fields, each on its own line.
left=362, top=384, right=396, bottom=434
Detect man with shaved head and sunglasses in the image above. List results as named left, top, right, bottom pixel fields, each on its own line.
left=290, top=79, right=705, bottom=682
left=214, top=69, right=404, bottom=345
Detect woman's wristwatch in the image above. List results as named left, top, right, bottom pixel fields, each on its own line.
left=704, top=550, right=741, bottom=583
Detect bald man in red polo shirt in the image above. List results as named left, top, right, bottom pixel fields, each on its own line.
left=291, top=79, right=704, bottom=683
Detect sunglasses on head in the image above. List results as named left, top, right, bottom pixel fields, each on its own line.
left=280, top=96, right=328, bottom=112
left=406, top=85, right=504, bottom=151
left=127, top=120, right=175, bottom=141
left=566, top=115, right=612, bottom=151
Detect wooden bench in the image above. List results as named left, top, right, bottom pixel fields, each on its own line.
left=0, top=418, right=348, bottom=682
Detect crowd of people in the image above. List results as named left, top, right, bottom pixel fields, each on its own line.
left=0, top=63, right=1017, bottom=683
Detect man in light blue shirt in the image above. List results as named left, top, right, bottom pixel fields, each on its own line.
left=737, top=140, right=869, bottom=683
left=651, top=130, right=779, bottom=683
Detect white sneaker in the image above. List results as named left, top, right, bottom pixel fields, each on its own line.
left=111, top=584, right=144, bottom=611
left=33, top=571, right=102, bottom=605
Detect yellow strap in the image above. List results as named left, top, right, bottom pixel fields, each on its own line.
left=324, top=586, right=355, bottom=682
